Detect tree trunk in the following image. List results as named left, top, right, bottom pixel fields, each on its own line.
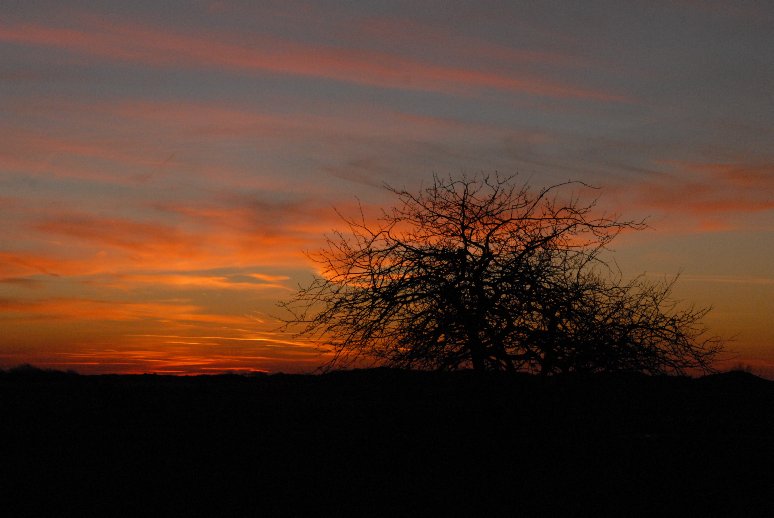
left=468, top=331, right=486, bottom=371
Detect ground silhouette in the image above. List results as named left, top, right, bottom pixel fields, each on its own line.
left=1, top=366, right=772, bottom=516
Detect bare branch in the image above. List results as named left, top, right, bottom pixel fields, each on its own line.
left=279, top=173, right=722, bottom=375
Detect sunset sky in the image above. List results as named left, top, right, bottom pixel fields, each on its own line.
left=1, top=1, right=772, bottom=375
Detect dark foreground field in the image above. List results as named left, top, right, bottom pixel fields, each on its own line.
left=1, top=368, right=773, bottom=516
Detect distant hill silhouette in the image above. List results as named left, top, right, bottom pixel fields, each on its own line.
left=1, top=366, right=772, bottom=516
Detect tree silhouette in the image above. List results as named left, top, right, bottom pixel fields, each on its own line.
left=281, top=173, right=722, bottom=374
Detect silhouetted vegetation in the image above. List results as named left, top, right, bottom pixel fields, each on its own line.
left=282, top=173, right=722, bottom=374
left=0, top=367, right=772, bottom=515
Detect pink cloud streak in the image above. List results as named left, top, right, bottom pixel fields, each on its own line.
left=607, top=160, right=774, bottom=233
left=0, top=19, right=628, bottom=101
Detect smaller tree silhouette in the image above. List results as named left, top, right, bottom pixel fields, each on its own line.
left=281, top=173, right=722, bottom=374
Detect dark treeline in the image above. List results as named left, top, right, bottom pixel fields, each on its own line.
left=1, top=367, right=773, bottom=516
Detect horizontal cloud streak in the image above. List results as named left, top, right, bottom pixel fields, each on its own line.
left=0, top=19, right=627, bottom=101
left=0, top=297, right=245, bottom=324
left=606, top=161, right=774, bottom=233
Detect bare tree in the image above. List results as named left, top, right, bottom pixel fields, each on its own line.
left=281, top=173, right=722, bottom=374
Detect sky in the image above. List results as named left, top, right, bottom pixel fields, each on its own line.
left=1, top=0, right=772, bottom=375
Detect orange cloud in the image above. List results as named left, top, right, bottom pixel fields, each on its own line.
left=0, top=19, right=628, bottom=101
left=35, top=214, right=192, bottom=253
left=2, top=183, right=341, bottom=284
left=3, top=336, right=329, bottom=374
left=0, top=305, right=328, bottom=373
left=608, top=161, right=774, bottom=232
left=0, top=251, right=65, bottom=277
left=0, top=297, right=249, bottom=324
left=105, top=273, right=292, bottom=292
left=24, top=202, right=317, bottom=271
left=0, top=130, right=155, bottom=169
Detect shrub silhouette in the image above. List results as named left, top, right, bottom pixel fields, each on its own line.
left=282, top=173, right=722, bottom=374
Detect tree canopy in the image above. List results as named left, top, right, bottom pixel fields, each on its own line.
left=281, top=173, right=723, bottom=375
